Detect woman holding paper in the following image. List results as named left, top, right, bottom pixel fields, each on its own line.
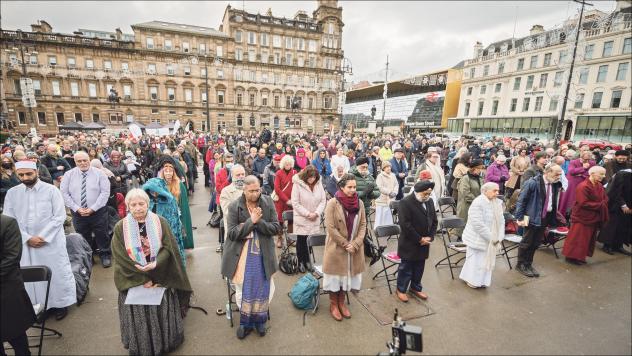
left=112, top=188, right=192, bottom=355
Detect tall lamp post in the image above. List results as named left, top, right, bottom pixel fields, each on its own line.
left=203, top=55, right=211, bottom=134
left=15, top=30, right=36, bottom=128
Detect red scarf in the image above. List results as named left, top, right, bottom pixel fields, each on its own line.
left=335, top=190, right=359, bottom=240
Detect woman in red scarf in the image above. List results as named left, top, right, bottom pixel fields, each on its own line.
left=294, top=148, right=309, bottom=171
left=322, top=173, right=367, bottom=321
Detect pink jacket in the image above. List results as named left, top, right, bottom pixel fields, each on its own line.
left=290, top=175, right=327, bottom=235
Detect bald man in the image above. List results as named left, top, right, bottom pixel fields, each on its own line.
left=61, top=151, right=112, bottom=267
left=41, top=143, right=71, bottom=187
left=562, top=166, right=609, bottom=265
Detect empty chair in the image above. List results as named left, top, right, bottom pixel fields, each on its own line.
left=282, top=210, right=297, bottom=245
left=437, top=196, right=457, bottom=218
left=389, top=200, right=400, bottom=225
left=372, top=224, right=402, bottom=294
left=405, top=176, right=416, bottom=186
left=403, top=186, right=412, bottom=195
left=434, top=216, right=467, bottom=279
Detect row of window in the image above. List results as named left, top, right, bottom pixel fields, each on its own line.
left=468, top=37, right=631, bottom=78
left=465, top=62, right=629, bottom=95
left=16, top=110, right=131, bottom=126
left=13, top=78, right=131, bottom=98
left=463, top=89, right=627, bottom=117
left=145, top=37, right=223, bottom=56
left=233, top=30, right=325, bottom=51
left=233, top=48, right=335, bottom=69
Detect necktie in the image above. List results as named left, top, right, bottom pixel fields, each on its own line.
left=541, top=183, right=551, bottom=219
left=81, top=171, right=88, bottom=208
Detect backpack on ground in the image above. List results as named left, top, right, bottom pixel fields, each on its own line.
left=289, top=274, right=319, bottom=310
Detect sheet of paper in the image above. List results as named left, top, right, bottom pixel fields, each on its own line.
left=124, top=285, right=166, bottom=305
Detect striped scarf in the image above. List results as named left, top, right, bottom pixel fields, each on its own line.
left=122, top=211, right=163, bottom=266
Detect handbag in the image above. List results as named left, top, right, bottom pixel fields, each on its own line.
left=271, top=181, right=291, bottom=202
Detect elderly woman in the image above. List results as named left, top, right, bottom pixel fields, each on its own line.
left=323, top=173, right=367, bottom=321
left=291, top=165, right=327, bottom=273
left=459, top=182, right=505, bottom=288
left=374, top=161, right=399, bottom=228
left=112, top=189, right=192, bottom=355
left=485, top=155, right=510, bottom=195
left=273, top=155, right=296, bottom=247
left=449, top=151, right=472, bottom=201
left=506, top=148, right=530, bottom=196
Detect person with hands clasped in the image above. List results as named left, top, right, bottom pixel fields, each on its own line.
left=374, top=160, right=399, bottom=228
left=112, top=189, right=192, bottom=355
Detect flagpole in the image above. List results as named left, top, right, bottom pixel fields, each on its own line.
left=381, top=55, right=389, bottom=133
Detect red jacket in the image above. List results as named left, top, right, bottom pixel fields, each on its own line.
left=215, top=167, right=230, bottom=204
left=197, top=137, right=206, bottom=149
left=116, top=192, right=126, bottom=218
left=274, top=168, right=296, bottom=204
left=205, top=149, right=214, bottom=165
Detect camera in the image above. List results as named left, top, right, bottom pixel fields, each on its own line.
left=378, top=309, right=423, bottom=355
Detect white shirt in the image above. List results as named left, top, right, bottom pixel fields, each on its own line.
left=544, top=181, right=553, bottom=212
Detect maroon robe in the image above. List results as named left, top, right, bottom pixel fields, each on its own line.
left=562, top=178, right=609, bottom=261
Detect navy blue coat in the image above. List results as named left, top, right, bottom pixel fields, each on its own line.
left=514, top=174, right=563, bottom=227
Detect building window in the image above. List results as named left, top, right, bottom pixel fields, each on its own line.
left=51, top=80, right=61, bottom=96
left=578, top=67, right=589, bottom=84
left=32, top=80, right=41, bottom=96
left=216, top=46, right=223, bottom=57
left=480, top=85, right=486, bottom=95
left=217, top=69, right=224, bottom=79
left=184, top=88, right=192, bottom=103
left=495, top=83, right=502, bottom=93
left=559, top=50, right=567, bottom=64
left=575, top=93, right=584, bottom=109
left=74, top=112, right=83, bottom=122
left=554, top=71, right=564, bottom=87
left=18, top=112, right=26, bottom=125
left=274, top=95, right=280, bottom=108
left=273, top=116, right=279, bottom=129
left=262, top=51, right=269, bottom=64
left=611, top=90, right=622, bottom=108
left=543, top=53, right=552, bottom=66
left=184, top=66, right=191, bottom=76
left=199, top=43, right=206, bottom=54
left=249, top=93, right=255, bottom=107
left=104, top=60, right=112, bottom=70
left=498, top=62, right=505, bottom=74
left=217, top=90, right=225, bottom=104
left=167, top=64, right=175, bottom=75
left=616, top=62, right=628, bottom=81
left=526, top=75, right=534, bottom=89
left=534, top=96, right=543, bottom=111
left=70, top=82, right=79, bottom=97
left=248, top=31, right=256, bottom=45
left=308, top=39, right=317, bottom=52
left=67, top=57, right=76, bottom=67
left=168, top=110, right=176, bottom=115
left=151, top=108, right=159, bottom=114
left=466, top=87, right=472, bottom=95
left=122, top=84, right=131, bottom=98
left=517, top=58, right=524, bottom=71
left=324, top=96, right=333, bottom=109
left=167, top=87, right=175, bottom=101
left=530, top=55, right=538, bottom=69
left=483, top=65, right=489, bottom=76
left=623, top=38, right=631, bottom=54
left=121, top=62, right=129, bottom=71
left=591, top=92, right=603, bottom=108
left=29, top=54, right=38, bottom=64
left=236, top=48, right=243, bottom=61
left=37, top=112, right=46, bottom=126
left=491, top=100, right=499, bottom=115
left=56, top=112, right=65, bottom=126
left=86, top=59, right=94, bottom=69
left=286, top=53, right=293, bottom=66
left=146, top=37, right=154, bottom=49
left=236, top=115, right=243, bottom=126
left=286, top=95, right=291, bottom=109
left=602, top=41, right=613, bottom=57
left=308, top=97, right=314, bottom=109
left=261, top=33, right=268, bottom=46
left=464, top=102, right=470, bottom=116
left=469, top=67, right=475, bottom=78
left=273, top=35, right=281, bottom=48
left=522, top=97, right=530, bottom=112
left=147, top=63, right=156, bottom=74
left=596, top=65, right=608, bottom=82
left=513, top=77, right=521, bottom=91
left=164, top=39, right=172, bottom=50
left=150, top=86, right=158, bottom=100
left=539, top=73, right=548, bottom=88
left=92, top=113, right=99, bottom=122
left=584, top=44, right=594, bottom=60
left=285, top=36, right=293, bottom=49
left=88, top=83, right=97, bottom=97
left=48, top=56, right=57, bottom=65
left=235, top=30, right=242, bottom=42
left=549, top=96, right=559, bottom=111
left=477, top=102, right=484, bottom=116
left=182, top=42, right=190, bottom=53
left=262, top=94, right=268, bottom=106
left=185, top=110, right=193, bottom=115
left=201, top=90, right=207, bottom=103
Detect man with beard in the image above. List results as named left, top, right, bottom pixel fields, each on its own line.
left=604, top=150, right=631, bottom=183
left=395, top=180, right=437, bottom=302
left=3, top=161, right=77, bottom=320
left=598, top=162, right=632, bottom=256
left=218, top=164, right=247, bottom=253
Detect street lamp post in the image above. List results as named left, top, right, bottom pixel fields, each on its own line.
left=204, top=55, right=211, bottom=134
left=16, top=30, right=36, bottom=128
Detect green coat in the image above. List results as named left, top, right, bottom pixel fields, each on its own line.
left=350, top=166, right=380, bottom=215
left=179, top=181, right=194, bottom=249
left=456, top=173, right=485, bottom=224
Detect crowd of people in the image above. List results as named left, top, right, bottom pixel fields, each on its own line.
left=1, top=127, right=630, bottom=353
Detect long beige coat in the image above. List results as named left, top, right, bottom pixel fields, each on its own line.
left=322, top=198, right=367, bottom=276
left=290, top=175, right=327, bottom=235
left=506, top=155, right=530, bottom=189
left=375, top=171, right=399, bottom=206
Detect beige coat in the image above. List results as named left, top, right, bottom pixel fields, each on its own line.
left=322, top=198, right=367, bottom=276
left=219, top=183, right=243, bottom=228
left=290, top=175, right=327, bottom=235
left=506, top=155, right=530, bottom=189
left=375, top=171, right=399, bottom=206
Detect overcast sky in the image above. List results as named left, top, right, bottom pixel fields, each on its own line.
left=1, top=0, right=617, bottom=82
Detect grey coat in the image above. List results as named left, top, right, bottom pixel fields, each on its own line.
left=220, top=194, right=281, bottom=281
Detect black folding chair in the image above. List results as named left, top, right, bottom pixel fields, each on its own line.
left=405, top=176, right=416, bottom=186
left=500, top=212, right=522, bottom=269
left=437, top=196, right=457, bottom=218
left=21, top=265, right=62, bottom=356
left=403, top=186, right=412, bottom=195
left=371, top=225, right=401, bottom=294
left=434, top=216, right=467, bottom=279
left=282, top=210, right=297, bottom=247
left=389, top=200, right=400, bottom=225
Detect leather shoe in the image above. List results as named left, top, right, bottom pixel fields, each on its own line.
left=396, top=290, right=409, bottom=303
left=304, top=261, right=315, bottom=273
left=236, top=326, right=251, bottom=339
left=410, top=290, right=429, bottom=300
left=54, top=307, right=68, bottom=321
left=516, top=264, right=535, bottom=277
left=615, top=247, right=632, bottom=256
left=527, top=265, right=540, bottom=277
left=602, top=246, right=615, bottom=255
left=101, top=256, right=112, bottom=268
left=256, top=323, right=266, bottom=337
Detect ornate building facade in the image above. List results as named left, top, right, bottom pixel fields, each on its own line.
left=0, top=0, right=344, bottom=135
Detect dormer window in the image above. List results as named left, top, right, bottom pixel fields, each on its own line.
left=500, top=43, right=509, bottom=52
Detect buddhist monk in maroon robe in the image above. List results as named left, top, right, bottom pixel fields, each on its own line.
left=562, top=166, right=609, bottom=264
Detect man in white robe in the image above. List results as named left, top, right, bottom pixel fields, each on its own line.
left=3, top=161, right=76, bottom=320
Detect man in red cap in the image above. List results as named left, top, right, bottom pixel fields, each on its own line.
left=263, top=154, right=282, bottom=196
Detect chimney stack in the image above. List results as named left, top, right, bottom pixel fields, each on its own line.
left=530, top=24, right=545, bottom=35
left=473, top=41, right=483, bottom=59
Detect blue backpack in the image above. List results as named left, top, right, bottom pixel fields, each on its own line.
left=289, top=274, right=319, bottom=310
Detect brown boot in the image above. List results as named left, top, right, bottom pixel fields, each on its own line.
left=337, top=291, right=351, bottom=319
left=329, top=292, right=342, bottom=321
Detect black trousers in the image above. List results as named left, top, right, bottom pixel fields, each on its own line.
left=1, top=332, right=30, bottom=356
left=396, top=259, right=426, bottom=293
left=73, top=207, right=110, bottom=257
left=518, top=212, right=554, bottom=266
left=296, top=235, right=310, bottom=264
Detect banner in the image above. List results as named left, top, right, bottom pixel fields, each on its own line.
left=128, top=124, right=142, bottom=139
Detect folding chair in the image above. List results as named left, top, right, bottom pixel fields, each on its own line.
left=500, top=212, right=522, bottom=269
left=405, top=176, right=416, bottom=186
left=403, top=186, right=412, bottom=195
left=282, top=210, right=297, bottom=246
left=540, top=227, right=569, bottom=258
left=389, top=200, right=400, bottom=226
left=437, top=196, right=457, bottom=219
left=434, top=216, right=467, bottom=279
left=20, top=265, right=62, bottom=356
left=371, top=225, right=401, bottom=294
